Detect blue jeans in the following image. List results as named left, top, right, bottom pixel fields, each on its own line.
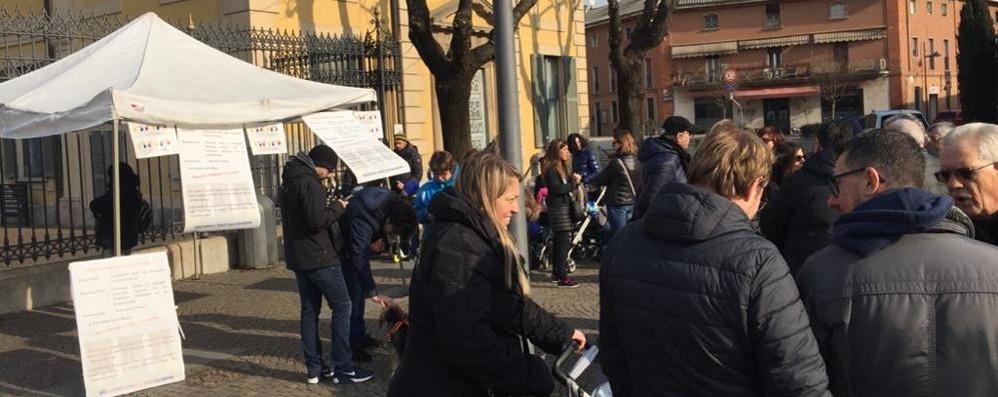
left=605, top=205, right=633, bottom=242
left=342, top=264, right=368, bottom=348
left=294, top=266, right=353, bottom=377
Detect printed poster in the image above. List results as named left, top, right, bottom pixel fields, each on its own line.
left=245, top=123, right=288, bottom=155
left=353, top=111, right=385, bottom=138
left=302, top=112, right=410, bottom=184
left=177, top=128, right=260, bottom=233
left=127, top=122, right=178, bottom=159
left=69, top=252, right=185, bottom=397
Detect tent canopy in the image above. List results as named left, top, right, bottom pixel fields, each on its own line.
left=0, top=12, right=377, bottom=139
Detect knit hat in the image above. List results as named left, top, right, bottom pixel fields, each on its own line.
left=308, top=145, right=338, bottom=171
left=662, top=116, right=694, bottom=136
left=394, top=133, right=410, bottom=145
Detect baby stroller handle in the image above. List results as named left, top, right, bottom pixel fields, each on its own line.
left=552, top=342, right=577, bottom=384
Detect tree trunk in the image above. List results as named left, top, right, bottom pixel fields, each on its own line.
left=435, top=73, right=475, bottom=155
left=615, top=56, right=645, bottom=134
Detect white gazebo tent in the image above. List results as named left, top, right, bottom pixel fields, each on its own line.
left=0, top=12, right=377, bottom=255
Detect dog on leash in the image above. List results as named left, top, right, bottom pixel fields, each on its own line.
left=380, top=303, right=409, bottom=373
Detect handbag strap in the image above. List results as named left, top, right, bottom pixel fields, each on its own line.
left=618, top=158, right=637, bottom=197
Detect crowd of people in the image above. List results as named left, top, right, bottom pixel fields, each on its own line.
left=280, top=112, right=998, bottom=396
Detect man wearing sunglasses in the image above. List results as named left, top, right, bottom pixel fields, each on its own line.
left=797, top=130, right=998, bottom=397
left=938, top=123, right=998, bottom=245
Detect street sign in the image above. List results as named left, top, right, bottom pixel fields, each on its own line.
left=722, top=68, right=738, bottom=92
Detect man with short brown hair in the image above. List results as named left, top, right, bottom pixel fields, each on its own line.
left=600, top=129, right=829, bottom=396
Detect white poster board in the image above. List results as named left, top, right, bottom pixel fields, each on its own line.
left=127, top=122, right=179, bottom=159
left=69, top=252, right=185, bottom=397
left=469, top=69, right=489, bottom=149
left=245, top=123, right=288, bottom=155
left=177, top=128, right=261, bottom=233
left=353, top=111, right=384, bottom=138
left=303, top=112, right=410, bottom=184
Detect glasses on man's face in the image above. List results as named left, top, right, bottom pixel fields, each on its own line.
left=827, top=167, right=884, bottom=197
left=934, top=162, right=998, bottom=184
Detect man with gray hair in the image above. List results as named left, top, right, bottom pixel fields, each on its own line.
left=883, top=114, right=946, bottom=194
left=927, top=121, right=956, bottom=156
left=938, top=123, right=998, bottom=245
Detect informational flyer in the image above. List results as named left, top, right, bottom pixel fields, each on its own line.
left=127, top=122, right=178, bottom=159
left=245, top=123, right=288, bottom=155
left=353, top=111, right=384, bottom=138
left=177, top=128, right=260, bottom=233
left=69, top=252, right=185, bottom=397
left=302, top=112, right=410, bottom=184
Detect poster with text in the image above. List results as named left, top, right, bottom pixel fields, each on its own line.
left=177, top=128, right=260, bottom=233
left=353, top=111, right=384, bottom=138
left=127, top=122, right=178, bottom=159
left=303, top=112, right=410, bottom=184
left=245, top=123, right=288, bottom=155
left=69, top=252, right=185, bottom=397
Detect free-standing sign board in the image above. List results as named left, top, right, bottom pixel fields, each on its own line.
left=177, top=128, right=261, bottom=233
left=69, top=252, right=185, bottom=397
left=302, top=112, right=410, bottom=184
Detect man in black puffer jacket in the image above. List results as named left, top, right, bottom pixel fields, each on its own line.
left=600, top=129, right=830, bottom=397
left=760, top=120, right=853, bottom=274
left=798, top=130, right=998, bottom=397
left=632, top=116, right=692, bottom=220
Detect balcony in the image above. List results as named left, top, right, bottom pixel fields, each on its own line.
left=671, top=60, right=887, bottom=89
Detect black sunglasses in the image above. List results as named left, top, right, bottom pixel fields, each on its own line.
left=827, top=167, right=885, bottom=197
left=934, top=162, right=997, bottom=184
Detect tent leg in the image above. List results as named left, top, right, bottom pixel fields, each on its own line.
left=112, top=117, right=122, bottom=257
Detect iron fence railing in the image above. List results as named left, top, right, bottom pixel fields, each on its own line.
left=0, top=7, right=403, bottom=265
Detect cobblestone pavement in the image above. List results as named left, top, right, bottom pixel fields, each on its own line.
left=0, top=258, right=603, bottom=396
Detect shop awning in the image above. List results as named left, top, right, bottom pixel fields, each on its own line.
left=738, top=34, right=810, bottom=50
left=671, top=41, right=738, bottom=59
left=813, top=28, right=887, bottom=44
left=733, top=85, right=819, bottom=100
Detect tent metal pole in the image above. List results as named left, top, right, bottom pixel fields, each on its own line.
left=112, top=115, right=122, bottom=257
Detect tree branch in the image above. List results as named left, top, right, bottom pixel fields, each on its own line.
left=513, top=0, right=541, bottom=26
left=627, top=0, right=671, bottom=54
left=607, top=0, right=625, bottom=69
left=473, top=2, right=495, bottom=25
left=450, top=0, right=476, bottom=67
left=406, top=0, right=450, bottom=75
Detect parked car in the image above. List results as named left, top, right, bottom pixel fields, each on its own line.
left=933, top=110, right=964, bottom=125
left=862, top=110, right=930, bottom=133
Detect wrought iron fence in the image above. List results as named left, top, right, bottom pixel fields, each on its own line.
left=0, top=7, right=403, bottom=266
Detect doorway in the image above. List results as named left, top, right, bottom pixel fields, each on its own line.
left=763, top=98, right=791, bottom=133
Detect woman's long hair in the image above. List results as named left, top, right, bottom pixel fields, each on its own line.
left=455, top=152, right=531, bottom=295
left=613, top=130, right=638, bottom=157
left=540, top=139, right=570, bottom=179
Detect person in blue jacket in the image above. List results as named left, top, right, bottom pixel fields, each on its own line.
left=338, top=186, right=418, bottom=362
left=413, top=151, right=456, bottom=224
left=568, top=133, right=600, bottom=189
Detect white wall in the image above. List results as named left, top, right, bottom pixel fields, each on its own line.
left=673, top=90, right=695, bottom=122
left=861, top=77, right=891, bottom=113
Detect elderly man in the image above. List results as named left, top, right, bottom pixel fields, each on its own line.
left=927, top=121, right=956, bottom=156
left=938, top=123, right=998, bottom=244
left=798, top=130, right=998, bottom=396
left=883, top=114, right=947, bottom=195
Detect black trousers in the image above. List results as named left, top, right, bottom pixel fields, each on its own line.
left=552, top=231, right=572, bottom=281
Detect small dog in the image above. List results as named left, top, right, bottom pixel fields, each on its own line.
left=380, top=303, right=409, bottom=373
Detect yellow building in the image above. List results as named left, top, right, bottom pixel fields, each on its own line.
left=30, top=0, right=590, bottom=172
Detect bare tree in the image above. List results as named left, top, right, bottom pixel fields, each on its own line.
left=607, top=0, right=672, bottom=133
left=407, top=0, right=538, bottom=154
left=814, top=72, right=854, bottom=120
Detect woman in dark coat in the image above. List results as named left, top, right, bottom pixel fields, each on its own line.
left=568, top=133, right=600, bottom=199
left=595, top=130, right=642, bottom=240
left=542, top=139, right=581, bottom=288
left=387, top=152, right=585, bottom=397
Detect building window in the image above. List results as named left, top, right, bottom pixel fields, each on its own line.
left=589, top=34, right=598, bottom=47
left=941, top=2, right=947, bottom=15
left=928, top=38, right=936, bottom=70
left=914, top=86, right=923, bottom=110
left=912, top=37, right=919, bottom=57
left=706, top=56, right=721, bottom=82
left=644, top=58, right=653, bottom=88
left=646, top=97, right=657, bottom=122
left=833, top=42, right=849, bottom=70
left=593, top=66, right=600, bottom=93
left=767, top=48, right=781, bottom=69
left=765, top=4, right=781, bottom=28
left=532, top=56, right=579, bottom=147
left=610, top=66, right=617, bottom=92
left=704, top=13, right=719, bottom=29
left=909, top=0, right=916, bottom=14
left=611, top=101, right=619, bottom=123
left=943, top=39, right=950, bottom=70
left=927, top=1, right=933, bottom=14
left=829, top=1, right=848, bottom=18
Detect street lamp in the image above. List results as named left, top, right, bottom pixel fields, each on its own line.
left=922, top=41, right=941, bottom=117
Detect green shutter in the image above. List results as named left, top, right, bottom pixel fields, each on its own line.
left=563, top=57, right=580, bottom=136
left=531, top=54, right=546, bottom=148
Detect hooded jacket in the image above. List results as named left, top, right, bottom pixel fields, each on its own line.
left=632, top=136, right=689, bottom=220
left=388, top=188, right=573, bottom=397
left=413, top=177, right=454, bottom=224
left=338, top=186, right=394, bottom=293
left=600, top=183, right=830, bottom=397
left=797, top=188, right=998, bottom=397
left=759, top=148, right=840, bottom=274
left=279, top=153, right=346, bottom=271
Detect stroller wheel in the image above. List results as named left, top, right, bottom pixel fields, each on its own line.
left=567, top=259, right=577, bottom=273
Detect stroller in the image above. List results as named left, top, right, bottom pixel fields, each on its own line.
left=531, top=186, right=607, bottom=273
left=552, top=343, right=613, bottom=397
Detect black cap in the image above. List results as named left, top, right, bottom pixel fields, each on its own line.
left=308, top=145, right=339, bottom=171
left=662, top=116, right=694, bottom=136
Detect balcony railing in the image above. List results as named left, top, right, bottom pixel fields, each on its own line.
left=672, top=60, right=887, bottom=88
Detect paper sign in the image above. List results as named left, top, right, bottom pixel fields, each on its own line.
left=69, top=252, right=185, bottom=397
left=177, top=128, right=261, bottom=233
left=245, top=123, right=288, bottom=155
left=303, top=112, right=410, bottom=184
left=127, top=122, right=178, bottom=159
left=354, top=111, right=384, bottom=138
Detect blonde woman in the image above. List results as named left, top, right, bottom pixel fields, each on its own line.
left=388, top=152, right=586, bottom=397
